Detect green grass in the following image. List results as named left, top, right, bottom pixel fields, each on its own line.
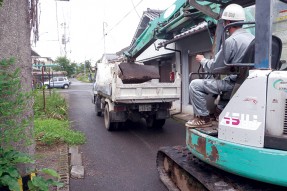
left=33, top=91, right=86, bottom=145
left=33, top=91, right=68, bottom=120
left=34, top=119, right=85, bottom=145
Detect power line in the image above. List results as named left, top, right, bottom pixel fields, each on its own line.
left=131, top=0, right=141, bottom=18
left=94, top=0, right=145, bottom=54
left=106, top=0, right=144, bottom=34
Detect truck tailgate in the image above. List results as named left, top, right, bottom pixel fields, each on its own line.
left=112, top=79, right=180, bottom=103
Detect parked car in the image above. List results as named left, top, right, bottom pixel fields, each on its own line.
left=44, top=76, right=71, bottom=89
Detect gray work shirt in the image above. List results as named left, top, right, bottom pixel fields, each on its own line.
left=200, top=28, right=255, bottom=81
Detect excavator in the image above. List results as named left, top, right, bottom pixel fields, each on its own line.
left=124, top=0, right=287, bottom=190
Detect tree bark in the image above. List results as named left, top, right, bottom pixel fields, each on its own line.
left=0, top=0, right=35, bottom=175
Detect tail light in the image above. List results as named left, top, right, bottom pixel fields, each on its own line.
left=170, top=71, right=175, bottom=82
left=114, top=105, right=126, bottom=112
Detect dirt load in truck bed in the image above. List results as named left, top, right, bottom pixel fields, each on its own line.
left=118, top=62, right=160, bottom=84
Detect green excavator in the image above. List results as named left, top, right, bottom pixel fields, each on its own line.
left=124, top=0, right=287, bottom=190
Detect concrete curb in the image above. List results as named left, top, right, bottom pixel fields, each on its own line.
left=171, top=113, right=192, bottom=124
left=69, top=146, right=84, bottom=179
left=57, top=144, right=70, bottom=191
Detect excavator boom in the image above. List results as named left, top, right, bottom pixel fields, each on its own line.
left=124, top=0, right=222, bottom=61
left=124, top=0, right=257, bottom=61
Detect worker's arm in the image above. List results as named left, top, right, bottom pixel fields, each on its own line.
left=196, top=38, right=235, bottom=72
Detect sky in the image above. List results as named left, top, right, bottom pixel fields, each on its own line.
left=33, top=0, right=176, bottom=63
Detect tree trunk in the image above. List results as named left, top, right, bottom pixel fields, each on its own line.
left=0, top=0, right=35, bottom=175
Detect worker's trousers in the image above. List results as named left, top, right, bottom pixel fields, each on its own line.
left=189, top=77, right=235, bottom=117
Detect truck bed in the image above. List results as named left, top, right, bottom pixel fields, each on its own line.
left=111, top=78, right=180, bottom=103
left=94, top=62, right=180, bottom=103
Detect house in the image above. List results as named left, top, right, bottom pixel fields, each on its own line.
left=100, top=53, right=119, bottom=63
left=158, top=21, right=215, bottom=114
left=31, top=49, right=41, bottom=71
left=31, top=49, right=66, bottom=87
left=132, top=9, right=176, bottom=84
left=31, top=49, right=55, bottom=71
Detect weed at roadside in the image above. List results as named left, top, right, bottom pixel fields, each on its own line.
left=33, top=91, right=68, bottom=120
left=34, top=119, right=85, bottom=145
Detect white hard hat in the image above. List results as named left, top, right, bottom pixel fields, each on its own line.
left=221, top=4, right=246, bottom=21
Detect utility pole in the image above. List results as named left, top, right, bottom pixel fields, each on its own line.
left=103, top=22, right=108, bottom=54
left=61, top=22, right=67, bottom=57
left=55, top=0, right=70, bottom=57
left=84, top=61, right=86, bottom=76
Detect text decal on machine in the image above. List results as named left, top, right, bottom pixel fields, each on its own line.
left=219, top=112, right=262, bottom=130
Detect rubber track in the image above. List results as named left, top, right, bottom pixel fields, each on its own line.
left=157, top=146, right=286, bottom=191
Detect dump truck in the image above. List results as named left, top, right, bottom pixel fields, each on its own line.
left=123, top=0, right=287, bottom=190
left=92, top=61, right=180, bottom=131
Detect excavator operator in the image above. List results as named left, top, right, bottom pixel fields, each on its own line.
left=186, top=4, right=254, bottom=128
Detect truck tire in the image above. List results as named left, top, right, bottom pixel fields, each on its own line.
left=95, top=96, right=102, bottom=116
left=147, top=117, right=166, bottom=129
left=104, top=104, right=116, bottom=131
left=96, top=106, right=102, bottom=117
left=153, top=119, right=166, bottom=128
left=146, top=117, right=154, bottom=128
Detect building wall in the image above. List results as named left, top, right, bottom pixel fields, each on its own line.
left=136, top=39, right=176, bottom=84
left=134, top=32, right=213, bottom=115
left=174, top=30, right=213, bottom=114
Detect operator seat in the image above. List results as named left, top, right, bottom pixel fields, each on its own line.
left=231, top=35, right=282, bottom=97
left=238, top=35, right=282, bottom=69
left=271, top=35, right=283, bottom=70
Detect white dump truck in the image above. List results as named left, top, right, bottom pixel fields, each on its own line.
left=92, top=61, right=180, bottom=131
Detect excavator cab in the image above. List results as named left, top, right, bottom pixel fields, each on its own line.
left=157, top=0, right=287, bottom=190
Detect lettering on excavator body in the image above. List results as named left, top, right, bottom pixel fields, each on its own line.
left=220, top=112, right=262, bottom=130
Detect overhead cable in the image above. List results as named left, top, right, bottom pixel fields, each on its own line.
left=131, top=0, right=141, bottom=18
left=106, top=0, right=144, bottom=34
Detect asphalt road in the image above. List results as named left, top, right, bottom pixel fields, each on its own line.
left=62, top=79, right=186, bottom=191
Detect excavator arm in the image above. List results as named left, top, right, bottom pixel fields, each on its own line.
left=124, top=0, right=222, bottom=61
left=124, top=0, right=255, bottom=61
left=123, top=0, right=255, bottom=62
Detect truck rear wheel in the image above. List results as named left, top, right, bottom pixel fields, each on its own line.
left=104, top=104, right=119, bottom=131
left=96, top=106, right=102, bottom=116
left=146, top=117, right=165, bottom=129
left=95, top=95, right=102, bottom=116
left=153, top=119, right=166, bottom=128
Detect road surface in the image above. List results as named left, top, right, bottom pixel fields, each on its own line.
left=62, top=79, right=186, bottom=191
